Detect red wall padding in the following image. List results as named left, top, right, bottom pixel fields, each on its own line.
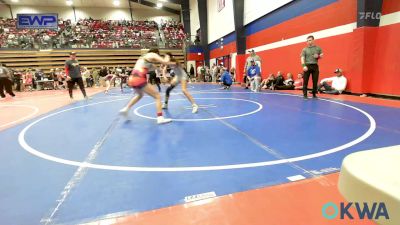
left=368, top=23, right=400, bottom=95
left=250, top=23, right=400, bottom=95
left=187, top=53, right=204, bottom=61
left=246, top=0, right=356, bottom=49
left=382, top=0, right=400, bottom=15
left=346, top=27, right=378, bottom=93
left=206, top=0, right=400, bottom=95
left=235, top=54, right=246, bottom=83
left=210, top=41, right=237, bottom=59
left=253, top=33, right=352, bottom=83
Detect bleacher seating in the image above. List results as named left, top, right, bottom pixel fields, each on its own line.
left=161, top=20, right=185, bottom=49
left=0, top=18, right=186, bottom=73
left=0, top=18, right=184, bottom=50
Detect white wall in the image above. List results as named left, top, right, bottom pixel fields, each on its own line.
left=209, top=58, right=216, bottom=67
left=189, top=0, right=199, bottom=41
left=207, top=0, right=235, bottom=43
left=75, top=7, right=131, bottom=20
left=9, top=6, right=74, bottom=20
left=230, top=52, right=237, bottom=69
left=131, top=9, right=179, bottom=23
left=1, top=5, right=178, bottom=22
left=244, top=0, right=293, bottom=25
left=0, top=4, right=11, bottom=18
left=184, top=0, right=293, bottom=44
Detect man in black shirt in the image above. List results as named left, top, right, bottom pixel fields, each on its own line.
left=189, top=64, right=195, bottom=80
left=65, top=52, right=88, bottom=100
left=0, top=64, right=15, bottom=98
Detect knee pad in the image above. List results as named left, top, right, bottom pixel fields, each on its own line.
left=166, top=84, right=176, bottom=96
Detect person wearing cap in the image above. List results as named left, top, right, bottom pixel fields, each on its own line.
left=243, top=49, right=261, bottom=89
left=300, top=35, right=323, bottom=99
left=247, top=59, right=261, bottom=92
left=65, top=52, right=88, bottom=100
left=318, top=68, right=347, bottom=94
left=244, top=50, right=261, bottom=71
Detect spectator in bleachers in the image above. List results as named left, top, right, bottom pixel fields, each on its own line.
left=318, top=68, right=347, bottom=94
left=162, top=20, right=185, bottom=49
left=0, top=18, right=182, bottom=50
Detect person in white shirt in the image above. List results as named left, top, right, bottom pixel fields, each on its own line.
left=197, top=65, right=203, bottom=81
left=318, top=68, right=347, bottom=94
left=81, top=67, right=90, bottom=87
left=211, top=63, right=218, bottom=83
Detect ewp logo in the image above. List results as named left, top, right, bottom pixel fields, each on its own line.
left=322, top=202, right=389, bottom=220
left=17, top=14, right=58, bottom=29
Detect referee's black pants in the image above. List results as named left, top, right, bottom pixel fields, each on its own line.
left=0, top=77, right=15, bottom=98
left=67, top=77, right=87, bottom=98
left=303, top=64, right=319, bottom=96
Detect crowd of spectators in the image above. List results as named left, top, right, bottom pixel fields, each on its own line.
left=8, top=65, right=132, bottom=92
left=188, top=62, right=347, bottom=96
left=8, top=64, right=189, bottom=93
left=161, top=20, right=185, bottom=49
left=191, top=64, right=236, bottom=84
left=0, top=18, right=185, bottom=49
left=5, top=62, right=347, bottom=98
left=260, top=71, right=303, bottom=91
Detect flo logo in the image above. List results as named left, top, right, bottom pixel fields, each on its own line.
left=359, top=12, right=381, bottom=20
left=322, top=202, right=389, bottom=220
